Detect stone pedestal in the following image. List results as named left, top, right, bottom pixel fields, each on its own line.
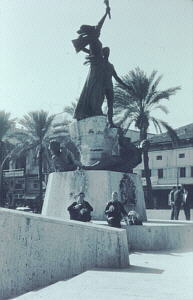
left=43, top=116, right=147, bottom=222
left=69, top=116, right=119, bottom=165
left=42, top=170, right=147, bottom=221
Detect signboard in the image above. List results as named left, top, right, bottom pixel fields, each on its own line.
left=3, top=169, right=24, bottom=178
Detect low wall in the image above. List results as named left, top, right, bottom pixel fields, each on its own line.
left=0, top=208, right=129, bottom=300
left=124, top=220, right=193, bottom=251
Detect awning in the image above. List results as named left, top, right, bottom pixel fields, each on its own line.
left=151, top=185, right=176, bottom=190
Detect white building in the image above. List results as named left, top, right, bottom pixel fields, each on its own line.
left=134, top=123, right=193, bottom=208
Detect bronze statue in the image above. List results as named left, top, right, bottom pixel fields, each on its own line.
left=72, top=4, right=128, bottom=127
left=102, top=47, right=129, bottom=127
left=49, top=140, right=82, bottom=172
left=72, top=7, right=110, bottom=121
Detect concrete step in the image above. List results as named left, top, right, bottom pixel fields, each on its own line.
left=93, top=219, right=193, bottom=250
left=14, top=251, right=193, bottom=300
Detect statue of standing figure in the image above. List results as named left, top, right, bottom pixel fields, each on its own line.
left=72, top=5, right=129, bottom=128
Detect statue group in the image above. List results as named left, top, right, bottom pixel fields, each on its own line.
left=43, top=2, right=147, bottom=222
left=49, top=2, right=148, bottom=174
left=72, top=5, right=129, bottom=128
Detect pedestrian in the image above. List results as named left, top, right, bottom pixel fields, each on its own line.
left=181, top=185, right=190, bottom=220
left=105, top=192, right=128, bottom=228
left=173, top=186, right=184, bottom=220
left=168, top=186, right=177, bottom=220
left=67, top=192, right=93, bottom=222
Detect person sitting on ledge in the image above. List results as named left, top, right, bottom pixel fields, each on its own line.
left=128, top=210, right=143, bottom=225
left=67, top=192, right=93, bottom=222
left=105, top=192, right=129, bottom=228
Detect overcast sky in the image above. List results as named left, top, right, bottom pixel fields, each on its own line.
left=0, top=0, right=192, bottom=132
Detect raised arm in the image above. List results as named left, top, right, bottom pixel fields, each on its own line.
left=96, top=7, right=110, bottom=32
left=112, top=68, right=130, bottom=89
left=81, top=47, right=90, bottom=54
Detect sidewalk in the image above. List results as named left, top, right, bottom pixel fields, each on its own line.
left=14, top=250, right=193, bottom=300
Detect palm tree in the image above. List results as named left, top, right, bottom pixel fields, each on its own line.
left=0, top=111, right=15, bottom=162
left=114, top=68, right=180, bottom=207
left=16, top=110, right=55, bottom=212
left=63, top=100, right=77, bottom=118
left=0, top=111, right=15, bottom=206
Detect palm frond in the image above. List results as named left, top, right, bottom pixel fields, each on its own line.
left=19, top=110, right=54, bottom=141
left=63, top=101, right=78, bottom=117
left=114, top=109, right=135, bottom=127
left=149, top=117, right=163, bottom=134
left=148, top=86, right=181, bottom=105
left=113, top=68, right=180, bottom=142
left=153, top=105, right=169, bottom=114
left=158, top=120, right=179, bottom=144
left=0, top=111, right=15, bottom=141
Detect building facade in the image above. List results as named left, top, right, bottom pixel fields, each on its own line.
left=134, top=123, right=193, bottom=208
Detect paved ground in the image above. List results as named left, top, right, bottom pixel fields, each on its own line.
left=14, top=250, right=193, bottom=300
left=146, top=209, right=193, bottom=221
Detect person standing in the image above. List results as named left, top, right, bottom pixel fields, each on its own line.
left=173, top=186, right=184, bottom=220
left=181, top=185, right=190, bottom=220
left=67, top=192, right=93, bottom=222
left=105, top=192, right=128, bottom=228
left=168, top=186, right=177, bottom=220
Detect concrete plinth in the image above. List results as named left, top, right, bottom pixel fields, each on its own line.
left=42, top=170, right=147, bottom=221
left=69, top=116, right=119, bottom=164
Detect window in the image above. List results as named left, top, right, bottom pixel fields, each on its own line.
left=191, top=167, right=193, bottom=177
left=15, top=183, right=22, bottom=189
left=179, top=153, right=185, bottom=158
left=158, top=169, right=163, bottom=178
left=156, top=155, right=162, bottom=160
left=180, top=167, right=186, bottom=178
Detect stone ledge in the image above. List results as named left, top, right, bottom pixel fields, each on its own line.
left=123, top=220, right=193, bottom=251
left=0, top=208, right=129, bottom=300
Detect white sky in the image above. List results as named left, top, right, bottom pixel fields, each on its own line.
left=0, top=0, right=192, bottom=132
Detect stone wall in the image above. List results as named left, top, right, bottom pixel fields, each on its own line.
left=124, top=221, right=193, bottom=251
left=0, top=208, right=129, bottom=300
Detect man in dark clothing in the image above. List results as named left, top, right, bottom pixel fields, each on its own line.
left=174, top=186, right=184, bottom=220
left=168, top=186, right=177, bottom=220
left=181, top=185, right=190, bottom=220
left=67, top=192, right=93, bottom=222
left=105, top=192, right=128, bottom=228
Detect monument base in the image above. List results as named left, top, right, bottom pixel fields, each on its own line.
left=42, top=170, right=147, bottom=221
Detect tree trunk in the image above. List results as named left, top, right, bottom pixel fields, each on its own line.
left=38, top=145, right=43, bottom=213
left=0, top=141, right=5, bottom=207
left=140, top=131, right=153, bottom=208
left=0, top=166, right=3, bottom=207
